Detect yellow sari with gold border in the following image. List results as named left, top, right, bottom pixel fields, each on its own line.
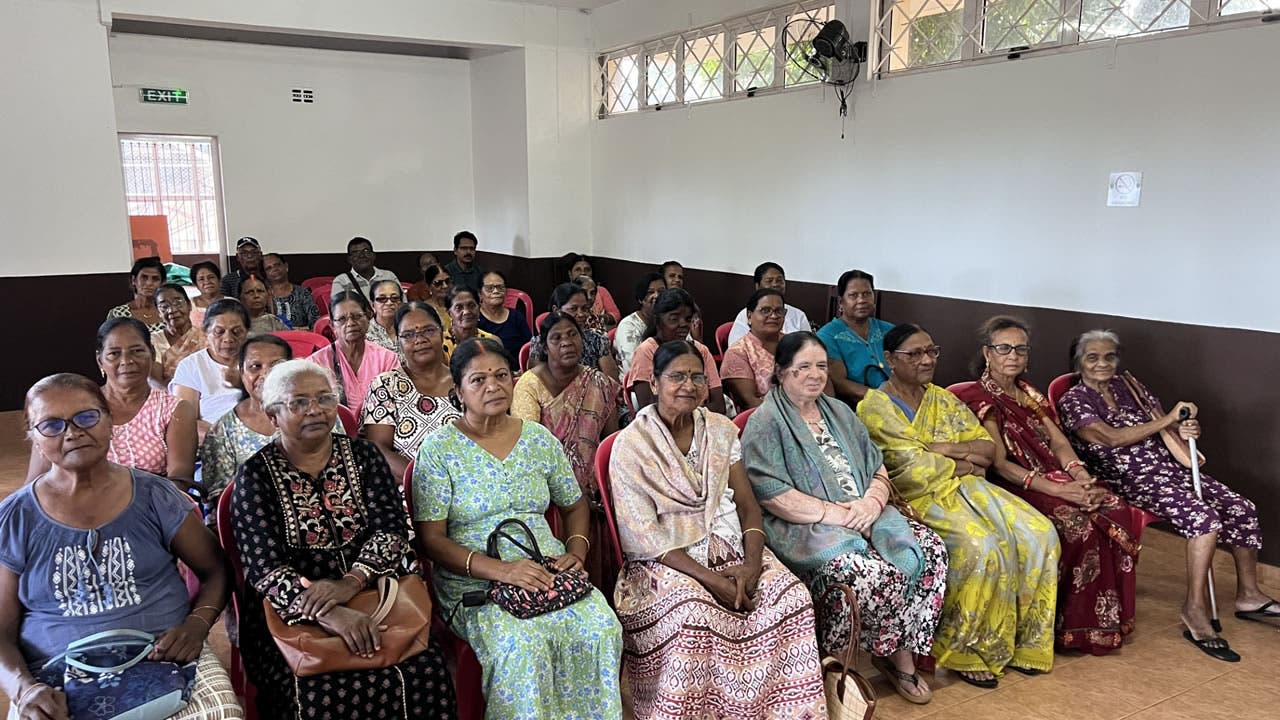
left=858, top=385, right=1060, bottom=675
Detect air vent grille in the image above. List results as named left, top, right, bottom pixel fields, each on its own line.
left=291, top=88, right=315, bottom=104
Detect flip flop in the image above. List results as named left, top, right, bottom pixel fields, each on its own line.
left=871, top=656, right=933, bottom=704
left=1234, top=600, right=1280, bottom=624
left=1183, top=630, right=1241, bottom=663
left=1007, top=666, right=1044, bottom=676
left=954, top=670, right=998, bottom=689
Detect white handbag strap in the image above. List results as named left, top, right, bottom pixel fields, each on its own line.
left=43, top=629, right=156, bottom=674
left=369, top=576, right=398, bottom=625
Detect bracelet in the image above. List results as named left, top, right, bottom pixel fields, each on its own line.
left=191, top=604, right=221, bottom=618
left=1022, top=470, right=1037, bottom=490
left=16, top=681, right=44, bottom=709
left=868, top=496, right=885, bottom=512
left=743, top=527, right=766, bottom=540
left=186, top=613, right=212, bottom=629
left=465, top=551, right=476, bottom=578
left=1063, top=460, right=1085, bottom=473
left=566, top=534, right=591, bottom=551
left=342, top=571, right=366, bottom=589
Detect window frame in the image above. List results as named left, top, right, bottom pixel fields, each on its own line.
left=118, top=133, right=229, bottom=259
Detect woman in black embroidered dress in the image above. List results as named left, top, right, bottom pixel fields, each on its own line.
left=230, top=360, right=455, bottom=719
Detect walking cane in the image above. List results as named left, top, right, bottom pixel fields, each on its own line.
left=1182, top=406, right=1222, bottom=632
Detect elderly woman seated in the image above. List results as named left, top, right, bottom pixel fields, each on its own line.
left=238, top=275, right=289, bottom=337
left=365, top=279, right=405, bottom=352
left=107, top=255, right=166, bottom=332
left=263, top=253, right=320, bottom=331
left=413, top=339, right=623, bottom=719
left=439, top=286, right=498, bottom=363
left=610, top=340, right=826, bottom=719
left=189, top=261, right=226, bottom=328
left=512, top=311, right=620, bottom=592
left=171, top=299, right=252, bottom=437
left=361, top=302, right=459, bottom=480
left=230, top=360, right=456, bottom=719
left=720, top=288, right=788, bottom=411
left=742, top=332, right=947, bottom=705
left=152, top=284, right=207, bottom=385
left=625, top=288, right=725, bottom=414
left=528, top=282, right=619, bottom=379
left=1057, top=329, right=1276, bottom=662
left=306, top=290, right=399, bottom=419
left=30, top=319, right=198, bottom=496
left=476, top=270, right=532, bottom=360
left=199, top=334, right=292, bottom=526
left=2, top=373, right=237, bottom=720
left=954, top=317, right=1141, bottom=655
left=857, top=323, right=1060, bottom=688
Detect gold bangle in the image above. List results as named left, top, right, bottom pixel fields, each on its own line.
left=16, top=681, right=44, bottom=709
left=186, top=613, right=212, bottom=629
left=465, top=551, right=476, bottom=578
left=191, top=604, right=221, bottom=618
left=566, top=534, right=591, bottom=551
left=742, top=527, right=766, bottom=540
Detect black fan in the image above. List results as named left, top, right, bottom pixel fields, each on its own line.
left=783, top=18, right=867, bottom=132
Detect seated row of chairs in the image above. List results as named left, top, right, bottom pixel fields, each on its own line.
left=299, top=275, right=536, bottom=334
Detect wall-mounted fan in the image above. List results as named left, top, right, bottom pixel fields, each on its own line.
left=783, top=18, right=867, bottom=132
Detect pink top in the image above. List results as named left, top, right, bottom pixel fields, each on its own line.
left=719, top=332, right=775, bottom=398
left=624, top=337, right=721, bottom=391
left=591, top=285, right=622, bottom=323
left=306, top=341, right=400, bottom=419
left=107, top=388, right=182, bottom=476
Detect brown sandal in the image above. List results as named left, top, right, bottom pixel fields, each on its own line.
left=872, top=656, right=933, bottom=704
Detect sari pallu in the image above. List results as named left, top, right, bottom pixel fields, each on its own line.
left=857, top=386, right=1060, bottom=676
left=609, top=406, right=826, bottom=720
left=955, top=373, right=1140, bottom=655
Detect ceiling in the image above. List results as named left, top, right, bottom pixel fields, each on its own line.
left=510, top=0, right=622, bottom=9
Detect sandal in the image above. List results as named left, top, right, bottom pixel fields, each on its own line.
left=1007, top=665, right=1044, bottom=676
left=954, top=670, right=998, bottom=689
left=871, top=656, right=932, bottom=704
left=1235, top=600, right=1280, bottom=624
left=1182, top=630, right=1241, bottom=663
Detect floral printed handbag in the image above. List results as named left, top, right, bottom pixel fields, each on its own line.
left=36, top=629, right=196, bottom=720
left=484, top=518, right=592, bottom=619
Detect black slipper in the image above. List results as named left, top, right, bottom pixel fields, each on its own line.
left=1235, top=600, right=1280, bottom=624
left=1007, top=666, right=1044, bottom=676
left=1183, top=630, right=1241, bottom=663
left=955, top=671, right=998, bottom=689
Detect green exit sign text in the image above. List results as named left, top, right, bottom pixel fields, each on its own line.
left=139, top=88, right=189, bottom=105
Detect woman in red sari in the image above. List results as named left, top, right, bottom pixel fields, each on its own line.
left=955, top=316, right=1140, bottom=655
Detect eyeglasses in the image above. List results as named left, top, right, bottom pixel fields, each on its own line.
left=662, top=371, right=709, bottom=386
left=787, top=362, right=828, bottom=376
left=891, top=345, right=942, bottom=361
left=280, top=393, right=340, bottom=415
left=399, top=326, right=443, bottom=342
left=481, top=284, right=506, bottom=295
left=373, top=294, right=402, bottom=304
left=430, top=279, right=450, bottom=288
left=156, top=299, right=189, bottom=311
left=987, top=343, right=1031, bottom=356
left=333, top=313, right=368, bottom=325
left=34, top=409, right=103, bottom=437
left=754, top=306, right=786, bottom=317
left=349, top=248, right=374, bottom=257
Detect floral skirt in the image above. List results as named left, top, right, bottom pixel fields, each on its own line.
left=808, top=518, right=948, bottom=659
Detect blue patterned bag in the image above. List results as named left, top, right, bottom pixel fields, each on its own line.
left=36, top=629, right=196, bottom=720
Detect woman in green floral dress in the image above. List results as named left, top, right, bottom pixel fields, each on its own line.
left=413, top=338, right=622, bottom=719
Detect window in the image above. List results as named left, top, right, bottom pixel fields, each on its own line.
left=119, top=135, right=225, bottom=255
left=597, top=1, right=837, bottom=117
left=875, top=0, right=1273, bottom=75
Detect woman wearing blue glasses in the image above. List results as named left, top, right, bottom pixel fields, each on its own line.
left=0, top=373, right=237, bottom=720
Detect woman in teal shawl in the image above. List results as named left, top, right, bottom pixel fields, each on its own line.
left=742, top=332, right=947, bottom=705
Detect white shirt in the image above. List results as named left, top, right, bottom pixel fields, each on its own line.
left=615, top=312, right=649, bottom=376
left=330, top=267, right=401, bottom=303
left=170, top=350, right=241, bottom=425
left=727, top=303, right=812, bottom=346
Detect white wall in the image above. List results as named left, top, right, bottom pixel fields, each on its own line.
left=471, top=49, right=532, bottom=257
left=591, top=1, right=1280, bottom=333
left=1, top=0, right=131, bottom=277
left=110, top=34, right=476, bottom=255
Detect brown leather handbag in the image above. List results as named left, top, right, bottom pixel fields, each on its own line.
left=1120, top=372, right=1205, bottom=469
left=820, top=583, right=876, bottom=720
left=264, top=574, right=432, bottom=677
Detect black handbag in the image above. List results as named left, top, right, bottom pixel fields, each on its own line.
left=484, top=518, right=592, bottom=619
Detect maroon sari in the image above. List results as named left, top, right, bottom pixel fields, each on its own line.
left=955, top=372, right=1140, bottom=655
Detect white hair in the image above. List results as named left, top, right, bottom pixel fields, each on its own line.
left=1073, top=329, right=1122, bottom=369
left=260, top=359, right=337, bottom=413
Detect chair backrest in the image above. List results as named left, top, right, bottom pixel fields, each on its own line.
left=945, top=381, right=977, bottom=397
left=593, top=432, right=625, bottom=568
left=272, top=329, right=329, bottom=359
left=313, top=315, right=335, bottom=341
left=518, top=341, right=532, bottom=372
left=535, top=312, right=549, bottom=332
left=1047, top=373, right=1078, bottom=408
left=504, top=289, right=536, bottom=333
left=336, top=404, right=359, bottom=435
left=312, top=285, right=332, bottom=317
left=401, top=282, right=414, bottom=294
left=216, top=483, right=246, bottom=590
left=714, top=321, right=734, bottom=357
left=732, top=407, right=756, bottom=435
left=301, top=276, right=335, bottom=293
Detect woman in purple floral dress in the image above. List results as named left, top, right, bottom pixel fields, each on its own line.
left=1057, top=330, right=1276, bottom=663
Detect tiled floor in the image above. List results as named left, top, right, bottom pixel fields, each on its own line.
left=0, top=410, right=1275, bottom=719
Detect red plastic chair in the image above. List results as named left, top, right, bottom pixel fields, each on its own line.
left=945, top=381, right=977, bottom=396
left=312, top=285, right=332, bottom=317
left=313, top=315, right=335, bottom=341
left=518, top=341, right=532, bottom=373
left=272, top=330, right=329, bottom=359
left=1047, top=372, right=1078, bottom=408
left=593, top=432, right=625, bottom=569
left=504, top=289, right=536, bottom=333
left=216, top=483, right=260, bottom=720
left=401, top=281, right=413, bottom=294
left=336, top=404, right=359, bottom=435
left=714, top=322, right=733, bottom=363
left=732, top=407, right=756, bottom=435
left=535, top=312, right=549, bottom=332
left=402, top=461, right=486, bottom=720
left=301, top=276, right=335, bottom=293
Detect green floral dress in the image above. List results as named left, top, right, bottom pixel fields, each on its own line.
left=412, top=420, right=622, bottom=719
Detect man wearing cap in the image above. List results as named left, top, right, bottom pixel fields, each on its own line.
left=221, top=236, right=265, bottom=297
left=329, top=236, right=400, bottom=302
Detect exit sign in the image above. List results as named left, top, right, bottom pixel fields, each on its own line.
left=139, top=88, right=189, bottom=105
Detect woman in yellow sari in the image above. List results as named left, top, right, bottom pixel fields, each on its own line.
left=857, top=323, right=1059, bottom=688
